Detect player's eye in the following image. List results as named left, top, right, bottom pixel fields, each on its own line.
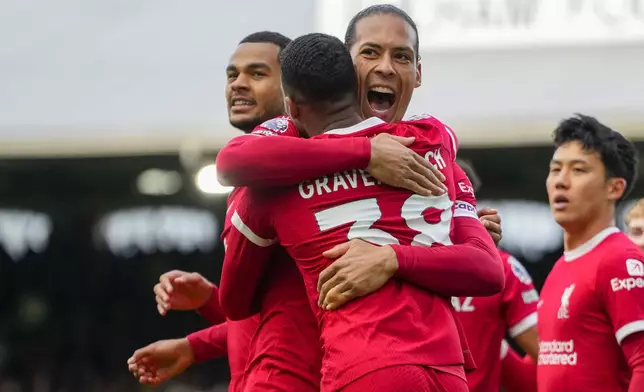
left=360, top=49, right=377, bottom=57
left=252, top=72, right=266, bottom=78
left=227, top=73, right=238, bottom=82
left=549, top=167, right=561, bottom=173
left=395, top=53, right=412, bottom=62
left=572, top=167, right=586, bottom=173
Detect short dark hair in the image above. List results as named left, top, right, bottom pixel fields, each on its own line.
left=280, top=33, right=357, bottom=105
left=345, top=4, right=420, bottom=59
left=553, top=114, right=639, bottom=199
left=239, top=31, right=292, bottom=53
left=456, top=159, right=482, bottom=193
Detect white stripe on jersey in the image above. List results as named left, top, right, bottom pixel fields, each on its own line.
left=231, top=211, right=275, bottom=247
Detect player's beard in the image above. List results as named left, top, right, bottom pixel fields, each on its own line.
left=230, top=116, right=263, bottom=134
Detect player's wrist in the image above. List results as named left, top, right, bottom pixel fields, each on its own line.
left=381, top=246, right=400, bottom=276
left=177, top=337, right=196, bottom=364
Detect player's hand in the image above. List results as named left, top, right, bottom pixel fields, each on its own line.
left=479, top=208, right=502, bottom=246
left=127, top=338, right=195, bottom=385
left=154, top=270, right=214, bottom=315
left=317, top=239, right=398, bottom=310
left=367, top=134, right=447, bottom=197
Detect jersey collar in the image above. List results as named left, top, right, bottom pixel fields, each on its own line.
left=564, top=226, right=620, bottom=262
left=325, top=117, right=385, bottom=135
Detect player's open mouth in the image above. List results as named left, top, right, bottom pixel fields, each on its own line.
left=367, top=86, right=396, bottom=120
left=230, top=98, right=256, bottom=113
left=552, top=195, right=569, bottom=210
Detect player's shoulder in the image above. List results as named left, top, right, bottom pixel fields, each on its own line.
left=402, top=113, right=458, bottom=155
left=251, top=116, right=300, bottom=138
left=598, top=232, right=644, bottom=270
left=500, top=251, right=534, bottom=285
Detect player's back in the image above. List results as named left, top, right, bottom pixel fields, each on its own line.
left=223, top=188, right=321, bottom=392
left=264, top=118, right=466, bottom=390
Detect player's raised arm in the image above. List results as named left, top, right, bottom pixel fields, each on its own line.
left=219, top=189, right=275, bottom=321
left=216, top=119, right=445, bottom=196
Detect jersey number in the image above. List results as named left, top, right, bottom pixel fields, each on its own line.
left=452, top=297, right=475, bottom=312
left=314, top=194, right=453, bottom=246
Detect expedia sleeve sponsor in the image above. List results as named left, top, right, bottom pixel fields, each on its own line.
left=454, top=200, right=478, bottom=219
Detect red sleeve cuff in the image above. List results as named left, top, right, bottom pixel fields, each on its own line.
left=196, top=286, right=226, bottom=325
left=186, top=323, right=228, bottom=363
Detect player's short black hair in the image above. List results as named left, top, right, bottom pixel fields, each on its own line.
left=553, top=114, right=639, bottom=199
left=280, top=33, right=357, bottom=105
left=239, top=31, right=292, bottom=54
left=345, top=4, right=420, bottom=60
left=456, top=159, right=482, bottom=193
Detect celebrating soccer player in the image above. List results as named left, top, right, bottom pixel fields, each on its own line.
left=219, top=32, right=503, bottom=392
left=538, top=115, right=644, bottom=391
left=127, top=29, right=465, bottom=391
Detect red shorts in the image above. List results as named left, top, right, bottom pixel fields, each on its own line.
left=340, top=365, right=469, bottom=392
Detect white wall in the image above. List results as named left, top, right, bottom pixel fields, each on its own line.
left=0, top=0, right=643, bottom=156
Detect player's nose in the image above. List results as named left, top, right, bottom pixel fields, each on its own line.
left=374, top=56, right=395, bottom=78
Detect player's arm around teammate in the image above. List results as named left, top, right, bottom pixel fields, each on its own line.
left=217, top=122, right=447, bottom=197
left=127, top=270, right=229, bottom=385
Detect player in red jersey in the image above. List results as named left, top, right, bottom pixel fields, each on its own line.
left=128, top=29, right=453, bottom=391
left=452, top=161, right=539, bottom=392
left=538, top=114, right=644, bottom=392
left=219, top=33, right=503, bottom=392
left=127, top=31, right=321, bottom=392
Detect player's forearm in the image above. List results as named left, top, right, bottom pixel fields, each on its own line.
left=500, top=343, right=537, bottom=392
left=196, top=285, right=226, bottom=325
left=215, top=135, right=371, bottom=187
left=186, top=323, right=228, bottom=362
left=390, top=218, right=504, bottom=297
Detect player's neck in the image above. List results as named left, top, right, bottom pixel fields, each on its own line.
left=307, top=101, right=363, bottom=136
left=563, top=207, right=616, bottom=252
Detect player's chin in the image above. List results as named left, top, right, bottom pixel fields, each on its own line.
left=229, top=113, right=261, bottom=132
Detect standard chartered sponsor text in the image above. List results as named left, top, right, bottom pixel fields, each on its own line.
left=539, top=339, right=578, bottom=366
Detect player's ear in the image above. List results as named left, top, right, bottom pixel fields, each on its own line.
left=415, top=56, right=422, bottom=88
left=606, top=177, right=626, bottom=202
left=284, top=96, right=299, bottom=120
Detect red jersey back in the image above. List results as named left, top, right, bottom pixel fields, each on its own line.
left=537, top=227, right=644, bottom=392
left=232, top=117, right=467, bottom=391
left=454, top=250, right=539, bottom=392
left=223, top=187, right=321, bottom=391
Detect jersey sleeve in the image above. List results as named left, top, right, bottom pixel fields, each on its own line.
left=597, top=252, right=644, bottom=345
left=195, top=285, right=226, bottom=325
left=186, top=323, right=228, bottom=362
left=501, top=253, right=539, bottom=338
left=215, top=117, right=371, bottom=188
left=391, top=217, right=505, bottom=297
left=453, top=162, right=478, bottom=220
left=219, top=189, right=277, bottom=321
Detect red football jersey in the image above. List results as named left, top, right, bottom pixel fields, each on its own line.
left=537, top=227, right=644, bottom=392
left=222, top=182, right=321, bottom=391
left=227, top=117, right=474, bottom=391
left=454, top=250, right=538, bottom=392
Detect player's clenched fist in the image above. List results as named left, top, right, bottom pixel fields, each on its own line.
left=154, top=270, right=214, bottom=315
left=317, top=239, right=398, bottom=310
left=367, top=133, right=447, bottom=197
left=127, top=338, right=195, bottom=385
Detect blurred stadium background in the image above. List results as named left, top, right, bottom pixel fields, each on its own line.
left=1, top=0, right=644, bottom=390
